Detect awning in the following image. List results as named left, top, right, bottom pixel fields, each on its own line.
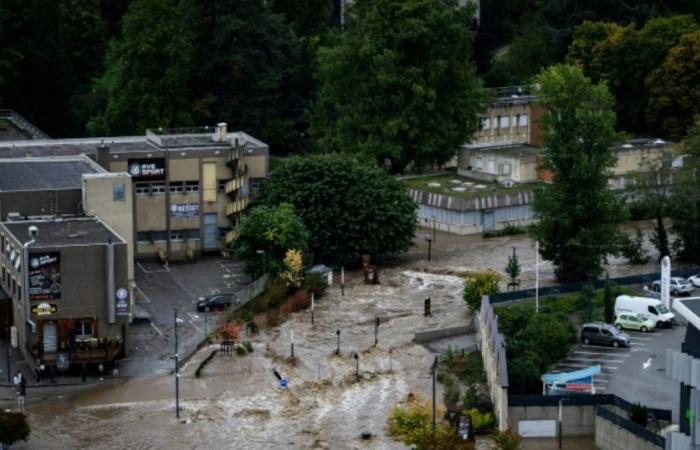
left=542, top=365, right=602, bottom=385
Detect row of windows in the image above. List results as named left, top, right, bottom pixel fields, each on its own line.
left=134, top=181, right=200, bottom=195
left=481, top=114, right=529, bottom=131
left=1, top=265, right=20, bottom=301
left=137, top=229, right=201, bottom=243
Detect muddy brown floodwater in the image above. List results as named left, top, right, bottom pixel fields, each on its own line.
left=13, top=224, right=673, bottom=449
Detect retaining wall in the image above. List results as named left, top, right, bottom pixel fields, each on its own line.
left=508, top=405, right=596, bottom=436
left=595, top=414, right=663, bottom=450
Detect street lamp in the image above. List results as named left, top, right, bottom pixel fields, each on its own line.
left=423, top=233, right=433, bottom=262
left=336, top=329, right=341, bottom=355
left=174, top=309, right=184, bottom=418
left=431, top=215, right=436, bottom=242
left=256, top=249, right=266, bottom=277
left=374, top=316, right=380, bottom=346
left=431, top=356, right=438, bottom=438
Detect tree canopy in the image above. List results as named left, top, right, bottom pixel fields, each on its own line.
left=531, top=64, right=626, bottom=282
left=312, top=0, right=486, bottom=172
left=259, top=154, right=417, bottom=265
left=231, top=203, right=309, bottom=277
left=88, top=0, right=193, bottom=135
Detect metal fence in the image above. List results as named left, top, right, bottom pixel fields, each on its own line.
left=490, top=267, right=700, bottom=304
left=597, top=405, right=665, bottom=447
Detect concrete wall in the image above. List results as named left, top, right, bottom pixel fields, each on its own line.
left=0, top=189, right=83, bottom=219
left=508, top=405, right=596, bottom=436
left=595, top=415, right=662, bottom=450
left=458, top=150, right=538, bottom=183
left=478, top=300, right=509, bottom=431
left=475, top=103, right=532, bottom=145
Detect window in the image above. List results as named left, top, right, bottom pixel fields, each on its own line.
left=519, top=114, right=529, bottom=127
left=151, top=231, right=167, bottom=242
left=113, top=183, right=126, bottom=201
left=1, top=266, right=5, bottom=286
left=137, top=232, right=151, bottom=243
left=481, top=117, right=490, bottom=130
left=648, top=306, right=657, bottom=315
left=583, top=326, right=596, bottom=334
left=499, top=116, right=510, bottom=128
left=185, top=181, right=199, bottom=193
left=218, top=180, right=227, bottom=192
left=185, top=229, right=200, bottom=240
left=17, top=285, right=20, bottom=301
left=135, top=182, right=150, bottom=195
left=170, top=231, right=184, bottom=241
left=150, top=183, right=166, bottom=194
left=73, top=320, right=93, bottom=338
left=500, top=163, right=511, bottom=176
left=475, top=157, right=483, bottom=169
left=601, top=329, right=611, bottom=336
left=169, top=182, right=185, bottom=194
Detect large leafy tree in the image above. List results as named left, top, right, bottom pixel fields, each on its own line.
left=0, top=0, right=107, bottom=136
left=259, top=154, right=417, bottom=265
left=647, top=31, right=700, bottom=141
left=231, top=203, right=309, bottom=277
left=270, top=0, right=333, bottom=39
left=668, top=120, right=700, bottom=261
left=182, top=0, right=304, bottom=150
left=88, top=0, right=193, bottom=135
left=312, top=0, right=485, bottom=172
left=532, top=65, right=626, bottom=282
left=567, top=16, right=698, bottom=134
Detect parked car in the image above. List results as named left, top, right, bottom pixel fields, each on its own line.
left=615, top=295, right=675, bottom=328
left=580, top=323, right=630, bottom=348
left=689, top=274, right=700, bottom=288
left=614, top=312, right=655, bottom=333
left=196, top=294, right=237, bottom=312
left=651, top=277, right=694, bottom=296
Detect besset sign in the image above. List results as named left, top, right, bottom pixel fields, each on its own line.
left=128, top=158, right=166, bottom=180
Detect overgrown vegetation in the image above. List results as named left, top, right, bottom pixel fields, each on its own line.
left=621, top=228, right=650, bottom=264
left=463, top=270, right=501, bottom=311
left=629, top=403, right=649, bottom=427
left=0, top=410, right=30, bottom=447
left=483, top=224, right=528, bottom=238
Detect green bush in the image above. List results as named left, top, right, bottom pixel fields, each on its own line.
left=302, top=272, right=328, bottom=298
left=236, top=345, right=247, bottom=356
left=465, top=408, right=496, bottom=434
left=442, top=375, right=461, bottom=407
left=629, top=403, right=648, bottom=427
left=483, top=224, right=527, bottom=238
left=463, top=270, right=501, bottom=311
left=621, top=228, right=649, bottom=264
left=0, top=411, right=30, bottom=447
left=243, top=341, right=254, bottom=353
left=494, top=429, right=522, bottom=450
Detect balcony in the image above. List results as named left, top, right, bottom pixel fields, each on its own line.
left=225, top=166, right=249, bottom=196
left=226, top=198, right=250, bottom=217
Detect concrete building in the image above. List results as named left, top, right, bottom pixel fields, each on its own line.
left=0, top=123, right=269, bottom=261
left=0, top=218, right=129, bottom=368
left=474, top=89, right=545, bottom=147
left=457, top=141, right=543, bottom=183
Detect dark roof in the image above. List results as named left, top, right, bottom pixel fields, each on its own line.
left=0, top=139, right=148, bottom=158
left=680, top=298, right=700, bottom=318
left=3, top=219, right=123, bottom=247
left=0, top=158, right=104, bottom=192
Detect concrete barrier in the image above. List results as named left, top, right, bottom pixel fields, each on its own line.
left=413, top=325, right=473, bottom=344
left=509, top=404, right=596, bottom=436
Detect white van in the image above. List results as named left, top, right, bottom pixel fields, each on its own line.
left=614, top=295, right=676, bottom=328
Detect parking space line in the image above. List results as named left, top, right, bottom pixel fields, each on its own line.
left=189, top=320, right=202, bottom=333
left=565, top=358, right=625, bottom=363
left=150, top=322, right=163, bottom=336
left=580, top=345, right=630, bottom=352
left=572, top=351, right=631, bottom=358
left=556, top=363, right=619, bottom=370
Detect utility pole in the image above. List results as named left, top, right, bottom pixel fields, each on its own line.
left=6, top=320, right=10, bottom=383
left=174, top=309, right=180, bottom=419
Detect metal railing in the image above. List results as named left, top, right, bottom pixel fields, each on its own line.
left=146, top=126, right=227, bottom=148
left=0, top=109, right=50, bottom=139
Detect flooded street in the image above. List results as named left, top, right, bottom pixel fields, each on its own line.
left=11, top=224, right=674, bottom=449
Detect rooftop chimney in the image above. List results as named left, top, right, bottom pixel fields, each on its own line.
left=217, top=122, right=228, bottom=143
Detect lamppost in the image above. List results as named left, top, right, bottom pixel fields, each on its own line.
left=431, top=215, right=436, bottom=242
left=310, top=293, right=315, bottom=325
left=423, top=233, right=433, bottom=262
left=354, top=352, right=359, bottom=379
left=558, top=397, right=566, bottom=449
left=174, top=309, right=183, bottom=418
left=290, top=329, right=295, bottom=359
left=256, top=249, right=266, bottom=277
left=374, top=316, right=380, bottom=346
left=431, top=356, right=438, bottom=438
left=336, top=329, right=341, bottom=355
left=203, top=306, right=209, bottom=342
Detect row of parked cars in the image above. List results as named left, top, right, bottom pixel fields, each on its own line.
left=580, top=294, right=679, bottom=347
left=650, top=275, right=700, bottom=296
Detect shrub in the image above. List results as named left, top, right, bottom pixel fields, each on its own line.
left=280, top=249, right=304, bottom=288
left=289, top=290, right=310, bottom=312
left=302, top=272, right=328, bottom=298
left=266, top=276, right=291, bottom=309
left=621, top=228, right=649, bottom=264
left=465, top=408, right=496, bottom=434
left=442, top=375, right=461, bottom=407
left=236, top=345, right=247, bottom=356
left=629, top=403, right=648, bottom=427
left=463, top=270, right=501, bottom=311
left=243, top=341, right=253, bottom=353
left=494, top=429, right=522, bottom=450
left=0, top=411, right=30, bottom=447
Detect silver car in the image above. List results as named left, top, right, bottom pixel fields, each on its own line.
left=652, top=277, right=695, bottom=296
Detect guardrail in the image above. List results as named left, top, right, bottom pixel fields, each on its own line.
left=490, top=267, right=700, bottom=304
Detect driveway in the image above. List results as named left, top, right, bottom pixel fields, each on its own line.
left=120, top=257, right=251, bottom=377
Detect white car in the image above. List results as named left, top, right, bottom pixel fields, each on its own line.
left=651, top=277, right=695, bottom=296
left=689, top=274, right=700, bottom=288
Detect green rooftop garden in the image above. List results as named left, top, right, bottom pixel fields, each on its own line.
left=402, top=173, right=537, bottom=199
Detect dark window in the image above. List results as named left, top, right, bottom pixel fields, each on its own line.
left=218, top=180, right=227, bottom=192
left=648, top=306, right=657, bottom=315
left=583, top=326, right=596, bottom=334
left=137, top=232, right=151, bottom=243
left=150, top=183, right=166, bottom=194
left=169, top=182, right=184, bottom=193
left=73, top=320, right=93, bottom=337
left=113, top=183, right=126, bottom=201
left=185, top=229, right=199, bottom=239
left=151, top=231, right=166, bottom=241
left=11, top=278, right=16, bottom=295
left=601, top=329, right=611, bottom=336
left=135, top=182, right=150, bottom=195
left=170, top=231, right=184, bottom=241
left=185, top=181, right=199, bottom=192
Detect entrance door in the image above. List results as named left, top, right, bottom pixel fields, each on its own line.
left=43, top=321, right=57, bottom=353
left=203, top=213, right=219, bottom=251
left=482, top=211, right=495, bottom=231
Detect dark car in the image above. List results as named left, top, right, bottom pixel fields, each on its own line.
left=580, top=323, right=630, bottom=348
left=196, top=294, right=237, bottom=312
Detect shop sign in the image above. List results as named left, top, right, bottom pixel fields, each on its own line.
left=31, top=302, right=58, bottom=316
left=29, top=252, right=61, bottom=301
left=128, top=158, right=166, bottom=180
left=116, top=287, right=129, bottom=316
left=57, top=352, right=69, bottom=370
left=170, top=203, right=199, bottom=218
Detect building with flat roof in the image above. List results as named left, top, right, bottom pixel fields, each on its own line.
left=0, top=217, right=129, bottom=369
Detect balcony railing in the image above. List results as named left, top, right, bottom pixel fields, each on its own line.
left=146, top=126, right=228, bottom=148
left=226, top=198, right=250, bottom=217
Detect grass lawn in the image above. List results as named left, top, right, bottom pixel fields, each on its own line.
left=402, top=173, right=535, bottom=199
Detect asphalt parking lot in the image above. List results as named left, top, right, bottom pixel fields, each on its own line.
left=551, top=323, right=685, bottom=421
left=120, top=257, right=251, bottom=377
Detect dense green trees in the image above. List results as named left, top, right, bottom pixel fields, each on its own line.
left=231, top=203, right=309, bottom=277
left=88, top=0, right=193, bottom=135
left=667, top=121, right=700, bottom=261
left=531, top=65, right=626, bottom=282
left=567, top=15, right=698, bottom=135
left=259, top=154, right=417, bottom=265
left=312, top=0, right=486, bottom=172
